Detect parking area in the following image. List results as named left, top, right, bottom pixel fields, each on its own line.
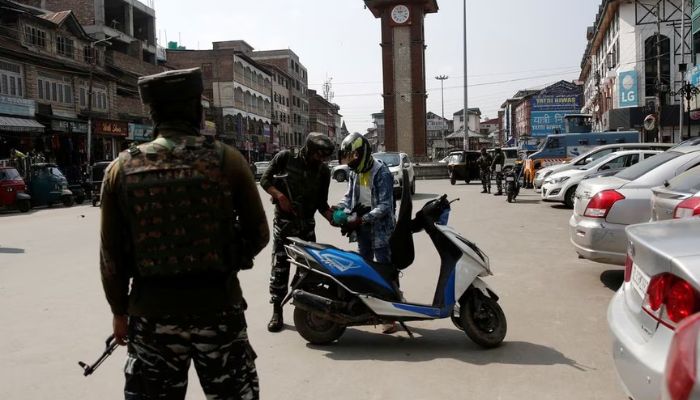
left=0, top=179, right=626, bottom=399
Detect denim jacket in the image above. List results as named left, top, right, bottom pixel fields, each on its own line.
left=338, top=159, right=395, bottom=249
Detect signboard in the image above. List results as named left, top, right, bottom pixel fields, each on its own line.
left=128, top=123, right=153, bottom=142
left=618, top=70, right=639, bottom=108
left=529, top=88, right=582, bottom=137
left=94, top=119, right=128, bottom=137
left=531, top=111, right=567, bottom=136
left=0, top=95, right=35, bottom=117
left=50, top=119, right=88, bottom=134
left=689, top=66, right=700, bottom=111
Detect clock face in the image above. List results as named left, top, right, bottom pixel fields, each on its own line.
left=391, top=4, right=410, bottom=24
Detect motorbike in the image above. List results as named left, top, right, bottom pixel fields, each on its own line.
left=282, top=172, right=507, bottom=348
left=504, top=166, right=521, bottom=203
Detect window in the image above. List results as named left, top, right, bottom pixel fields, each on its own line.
left=645, top=35, right=671, bottom=97
left=37, top=75, right=72, bottom=104
left=0, top=59, right=23, bottom=97
left=24, top=26, right=46, bottom=48
left=56, top=36, right=74, bottom=58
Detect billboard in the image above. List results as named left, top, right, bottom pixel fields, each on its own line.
left=618, top=70, right=638, bottom=108
left=530, top=94, right=581, bottom=136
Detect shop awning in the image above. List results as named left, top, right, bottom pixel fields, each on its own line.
left=0, top=116, right=45, bottom=133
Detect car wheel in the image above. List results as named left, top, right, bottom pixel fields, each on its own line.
left=17, top=200, right=31, bottom=213
left=564, top=186, right=577, bottom=209
left=334, top=170, right=347, bottom=182
left=63, top=196, right=74, bottom=207
left=450, top=173, right=456, bottom=185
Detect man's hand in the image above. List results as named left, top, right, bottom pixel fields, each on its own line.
left=113, top=314, right=128, bottom=346
left=343, top=217, right=362, bottom=234
left=275, top=193, right=296, bottom=215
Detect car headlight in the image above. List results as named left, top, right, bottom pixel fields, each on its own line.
left=551, top=176, right=570, bottom=184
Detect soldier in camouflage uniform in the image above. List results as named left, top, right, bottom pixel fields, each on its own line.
left=491, top=147, right=506, bottom=196
left=260, top=132, right=336, bottom=332
left=477, top=148, right=492, bottom=193
left=100, top=68, right=269, bottom=400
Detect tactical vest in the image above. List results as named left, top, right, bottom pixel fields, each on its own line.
left=119, top=136, right=234, bottom=278
left=275, top=151, right=324, bottom=221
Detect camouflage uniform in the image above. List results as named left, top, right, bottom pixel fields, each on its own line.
left=260, top=150, right=331, bottom=304
left=477, top=152, right=492, bottom=193
left=491, top=150, right=506, bottom=195
left=100, top=126, right=269, bottom=399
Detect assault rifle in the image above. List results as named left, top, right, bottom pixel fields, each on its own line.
left=78, top=335, right=118, bottom=376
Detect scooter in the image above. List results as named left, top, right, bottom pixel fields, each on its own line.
left=282, top=172, right=507, bottom=348
left=504, top=166, right=521, bottom=203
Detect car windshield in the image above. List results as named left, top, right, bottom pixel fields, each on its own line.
left=0, top=168, right=21, bottom=180
left=49, top=167, right=65, bottom=178
left=448, top=153, right=463, bottom=163
left=667, top=167, right=700, bottom=193
left=615, top=151, right=680, bottom=181
left=578, top=153, right=619, bottom=170
left=374, top=153, right=401, bottom=167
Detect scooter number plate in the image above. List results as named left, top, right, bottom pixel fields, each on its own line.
left=505, top=177, right=515, bottom=182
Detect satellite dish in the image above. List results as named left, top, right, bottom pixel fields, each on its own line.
left=643, top=114, right=657, bottom=131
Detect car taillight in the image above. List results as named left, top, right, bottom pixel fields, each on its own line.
left=644, top=273, right=700, bottom=329
left=665, top=313, right=700, bottom=400
left=674, top=198, right=700, bottom=219
left=624, top=251, right=633, bottom=283
left=584, top=190, right=625, bottom=218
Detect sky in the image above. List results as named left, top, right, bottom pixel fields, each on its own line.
left=153, top=0, right=601, bottom=134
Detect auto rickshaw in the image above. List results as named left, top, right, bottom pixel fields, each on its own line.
left=90, top=161, right=111, bottom=207
left=446, top=150, right=481, bottom=185
left=26, top=163, right=73, bottom=207
left=0, top=167, right=31, bottom=212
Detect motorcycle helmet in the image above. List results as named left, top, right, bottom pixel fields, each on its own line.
left=304, top=132, right=335, bottom=158
left=339, top=132, right=372, bottom=173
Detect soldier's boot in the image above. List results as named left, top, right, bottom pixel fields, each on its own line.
left=267, top=302, right=284, bottom=332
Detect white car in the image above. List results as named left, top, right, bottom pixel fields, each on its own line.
left=332, top=164, right=350, bottom=182
left=534, top=143, right=674, bottom=191
left=608, top=218, right=700, bottom=400
left=374, top=152, right=416, bottom=195
left=541, top=150, right=661, bottom=208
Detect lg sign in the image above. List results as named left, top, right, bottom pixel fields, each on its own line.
left=619, top=70, right=638, bottom=108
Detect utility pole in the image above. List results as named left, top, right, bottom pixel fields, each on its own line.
left=435, top=75, right=448, bottom=158
left=463, top=0, right=469, bottom=151
left=656, top=0, right=663, bottom=143
left=680, top=0, right=687, bottom=143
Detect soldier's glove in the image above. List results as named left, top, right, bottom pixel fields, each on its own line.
left=341, top=217, right=363, bottom=237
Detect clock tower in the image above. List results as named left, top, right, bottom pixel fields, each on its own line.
left=365, top=0, right=439, bottom=158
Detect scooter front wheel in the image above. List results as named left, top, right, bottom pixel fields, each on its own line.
left=460, top=292, right=507, bottom=348
left=293, top=307, right=346, bottom=345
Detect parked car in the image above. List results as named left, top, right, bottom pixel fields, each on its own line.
left=332, top=164, right=350, bottom=182
left=662, top=312, right=700, bottom=400
left=570, top=146, right=700, bottom=265
left=254, top=161, right=270, bottom=180
left=446, top=150, right=480, bottom=185
left=0, top=166, right=31, bottom=212
left=542, top=150, right=661, bottom=208
left=373, top=151, right=416, bottom=195
left=534, top=143, right=674, bottom=190
left=651, top=168, right=700, bottom=221
left=608, top=218, right=700, bottom=400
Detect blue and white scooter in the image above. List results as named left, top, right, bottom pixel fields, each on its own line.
left=283, top=172, right=506, bottom=348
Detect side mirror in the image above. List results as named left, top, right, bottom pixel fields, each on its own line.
left=584, top=157, right=594, bottom=164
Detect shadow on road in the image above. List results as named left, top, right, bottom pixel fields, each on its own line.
left=512, top=199, right=541, bottom=205
left=0, top=246, right=25, bottom=254
left=600, top=269, right=624, bottom=292
left=411, top=193, right=440, bottom=201
left=313, top=327, right=590, bottom=371
left=549, top=204, right=572, bottom=210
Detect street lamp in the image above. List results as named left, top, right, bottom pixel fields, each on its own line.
left=435, top=75, right=448, bottom=158
left=671, top=81, right=700, bottom=141
left=86, top=36, right=114, bottom=167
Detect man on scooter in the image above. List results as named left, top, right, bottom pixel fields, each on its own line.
left=336, top=133, right=398, bottom=334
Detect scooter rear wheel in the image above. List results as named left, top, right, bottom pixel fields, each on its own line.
left=293, top=307, right=346, bottom=345
left=460, top=292, right=507, bottom=348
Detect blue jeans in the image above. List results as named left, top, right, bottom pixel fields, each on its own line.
left=357, top=226, right=391, bottom=264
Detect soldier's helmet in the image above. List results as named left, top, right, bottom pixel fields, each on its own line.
left=305, top=132, right=335, bottom=158
left=340, top=132, right=372, bottom=173
left=138, top=68, right=203, bottom=106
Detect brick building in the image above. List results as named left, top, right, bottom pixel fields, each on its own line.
left=308, top=89, right=339, bottom=142
left=263, top=62, right=292, bottom=152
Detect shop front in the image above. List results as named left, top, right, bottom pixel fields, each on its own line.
left=0, top=96, right=44, bottom=159
left=93, top=119, right=128, bottom=161
left=128, top=123, right=153, bottom=144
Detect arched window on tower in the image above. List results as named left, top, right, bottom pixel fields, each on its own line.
left=644, top=34, right=670, bottom=98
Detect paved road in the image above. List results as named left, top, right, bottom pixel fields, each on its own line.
left=0, top=179, right=626, bottom=399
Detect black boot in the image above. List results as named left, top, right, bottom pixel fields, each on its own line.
left=267, top=303, right=284, bottom=332
left=481, top=188, right=487, bottom=193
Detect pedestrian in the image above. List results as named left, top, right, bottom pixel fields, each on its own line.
left=99, top=68, right=269, bottom=399
left=336, top=132, right=398, bottom=334
left=492, top=147, right=505, bottom=196
left=260, top=132, right=336, bottom=333
left=477, top=148, right=492, bottom=193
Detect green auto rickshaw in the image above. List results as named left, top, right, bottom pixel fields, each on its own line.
left=27, top=163, right=74, bottom=207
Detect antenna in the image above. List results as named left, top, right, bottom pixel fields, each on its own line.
left=322, top=76, right=334, bottom=102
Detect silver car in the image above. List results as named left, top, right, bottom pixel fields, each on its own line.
left=534, top=143, right=673, bottom=190
left=651, top=167, right=700, bottom=221
left=608, top=218, right=700, bottom=400
left=570, top=146, right=700, bottom=265
left=662, top=312, right=700, bottom=400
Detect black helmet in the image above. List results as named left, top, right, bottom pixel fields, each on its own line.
left=305, top=132, right=335, bottom=158
left=138, top=68, right=203, bottom=105
left=340, top=132, right=372, bottom=172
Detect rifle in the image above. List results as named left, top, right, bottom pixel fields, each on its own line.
left=78, top=335, right=119, bottom=377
